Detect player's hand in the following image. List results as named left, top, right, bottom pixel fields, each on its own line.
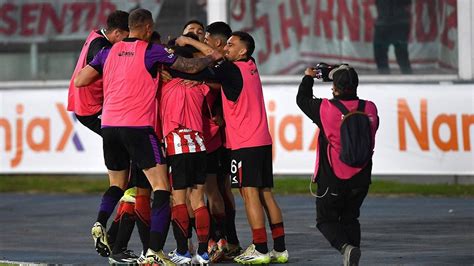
left=181, top=79, right=202, bottom=87
left=160, top=70, right=172, bottom=83
left=209, top=49, right=223, bottom=61
left=305, top=67, right=317, bottom=78
left=175, top=36, right=190, bottom=46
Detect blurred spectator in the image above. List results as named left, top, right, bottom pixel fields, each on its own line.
left=373, top=0, right=413, bottom=74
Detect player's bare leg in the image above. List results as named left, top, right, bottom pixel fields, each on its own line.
left=234, top=187, right=271, bottom=264
left=260, top=188, right=288, bottom=263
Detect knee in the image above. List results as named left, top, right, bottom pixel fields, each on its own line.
left=340, top=214, right=360, bottom=225
left=206, top=189, right=221, bottom=202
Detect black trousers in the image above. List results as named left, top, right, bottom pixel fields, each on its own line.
left=75, top=111, right=102, bottom=136
left=316, top=183, right=369, bottom=252
left=373, top=24, right=412, bottom=74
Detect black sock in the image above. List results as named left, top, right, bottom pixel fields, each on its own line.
left=136, top=217, right=150, bottom=252
left=198, top=242, right=208, bottom=255
left=97, top=186, right=123, bottom=227
left=254, top=242, right=268, bottom=254
left=273, top=235, right=286, bottom=252
left=149, top=190, right=171, bottom=251
left=208, top=217, right=217, bottom=241
left=213, top=214, right=227, bottom=241
left=188, top=217, right=195, bottom=239
left=107, top=220, right=120, bottom=249
left=172, top=220, right=189, bottom=254
left=112, top=213, right=136, bottom=254
left=225, top=208, right=239, bottom=244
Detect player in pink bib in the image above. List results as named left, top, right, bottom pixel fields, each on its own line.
left=67, top=10, right=129, bottom=135
left=202, top=22, right=243, bottom=261
left=188, top=31, right=288, bottom=264
left=74, top=9, right=221, bottom=265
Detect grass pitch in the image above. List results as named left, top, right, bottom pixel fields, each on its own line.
left=0, top=175, right=473, bottom=196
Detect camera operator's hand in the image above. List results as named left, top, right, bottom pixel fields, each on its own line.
left=305, top=67, right=317, bottom=78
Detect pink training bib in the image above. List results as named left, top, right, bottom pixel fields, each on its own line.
left=101, top=40, right=158, bottom=127
left=67, top=30, right=104, bottom=116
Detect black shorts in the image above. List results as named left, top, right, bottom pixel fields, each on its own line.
left=102, top=127, right=166, bottom=171
left=128, top=163, right=152, bottom=189
left=206, top=147, right=222, bottom=174
left=75, top=111, right=102, bottom=136
left=219, top=147, right=231, bottom=176
left=169, top=152, right=207, bottom=190
left=230, top=145, right=273, bottom=188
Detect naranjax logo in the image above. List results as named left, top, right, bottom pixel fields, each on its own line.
left=0, top=103, right=84, bottom=168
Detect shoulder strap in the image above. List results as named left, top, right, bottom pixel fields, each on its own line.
left=357, top=100, right=366, bottom=112
left=329, top=99, right=349, bottom=115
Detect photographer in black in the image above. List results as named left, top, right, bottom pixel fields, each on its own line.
left=296, top=64, right=379, bottom=266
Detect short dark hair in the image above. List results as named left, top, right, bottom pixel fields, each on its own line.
left=106, top=10, right=129, bottom=32
left=183, top=20, right=204, bottom=30
left=128, top=8, right=153, bottom=30
left=330, top=65, right=359, bottom=96
left=150, top=31, right=161, bottom=44
left=231, top=31, right=255, bottom=58
left=206, top=21, right=232, bottom=40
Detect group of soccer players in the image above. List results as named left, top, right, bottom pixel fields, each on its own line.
left=69, top=8, right=289, bottom=265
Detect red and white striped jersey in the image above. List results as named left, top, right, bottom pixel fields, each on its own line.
left=165, top=128, right=206, bottom=156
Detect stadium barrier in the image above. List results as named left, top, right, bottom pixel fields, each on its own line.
left=0, top=81, right=472, bottom=176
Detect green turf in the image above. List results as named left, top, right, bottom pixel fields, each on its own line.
left=0, top=175, right=108, bottom=194
left=0, top=175, right=473, bottom=196
left=277, top=178, right=474, bottom=196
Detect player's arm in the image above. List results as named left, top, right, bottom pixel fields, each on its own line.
left=296, top=67, right=322, bottom=124
left=171, top=36, right=222, bottom=74
left=74, top=65, right=100, bottom=87
left=74, top=47, right=109, bottom=87
left=212, top=61, right=243, bottom=102
left=175, top=36, right=216, bottom=57
left=149, top=43, right=219, bottom=74
left=170, top=55, right=218, bottom=74
left=87, top=37, right=111, bottom=64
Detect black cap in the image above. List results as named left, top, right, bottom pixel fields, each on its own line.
left=329, top=64, right=359, bottom=92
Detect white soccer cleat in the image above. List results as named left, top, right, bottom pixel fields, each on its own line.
left=91, top=222, right=111, bottom=257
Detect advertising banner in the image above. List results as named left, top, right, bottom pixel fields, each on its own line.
left=264, top=83, right=473, bottom=175
left=0, top=83, right=473, bottom=174
left=0, top=0, right=163, bottom=43
left=229, top=0, right=458, bottom=74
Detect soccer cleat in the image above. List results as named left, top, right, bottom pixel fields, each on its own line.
left=169, top=250, right=192, bottom=264
left=120, top=187, right=137, bottom=203
left=209, top=238, right=227, bottom=262
left=167, top=248, right=177, bottom=257
left=108, top=249, right=139, bottom=264
left=343, top=244, right=361, bottom=266
left=269, top=249, right=289, bottom=263
left=168, top=239, right=195, bottom=257
left=143, top=249, right=176, bottom=265
left=234, top=244, right=270, bottom=264
left=223, top=242, right=243, bottom=260
left=137, top=251, right=147, bottom=265
left=91, top=222, right=111, bottom=257
left=192, top=252, right=210, bottom=265
left=207, top=239, right=217, bottom=254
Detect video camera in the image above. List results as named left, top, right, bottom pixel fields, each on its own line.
left=314, top=63, right=341, bottom=81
